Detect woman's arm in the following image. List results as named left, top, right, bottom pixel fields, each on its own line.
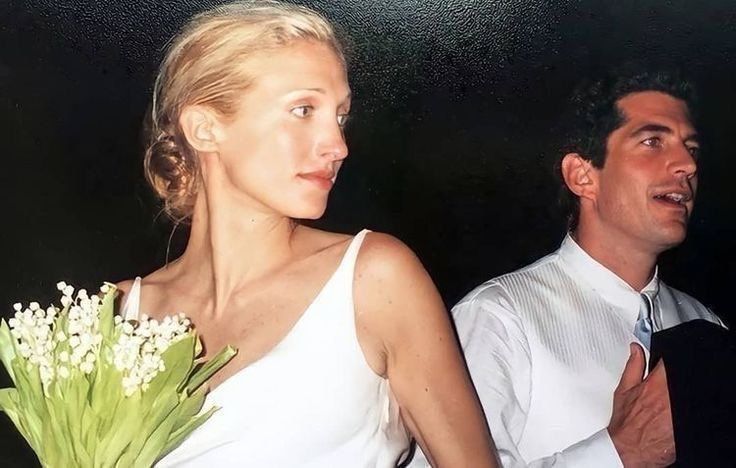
left=354, top=232, right=499, bottom=467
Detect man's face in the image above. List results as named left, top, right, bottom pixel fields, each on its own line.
left=590, top=91, right=699, bottom=254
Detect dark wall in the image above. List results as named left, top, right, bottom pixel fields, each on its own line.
left=2, top=0, right=736, bottom=464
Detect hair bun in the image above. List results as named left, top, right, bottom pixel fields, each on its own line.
left=144, top=131, right=199, bottom=223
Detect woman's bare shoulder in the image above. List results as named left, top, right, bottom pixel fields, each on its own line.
left=114, top=265, right=173, bottom=306
left=115, top=278, right=136, bottom=296
left=353, top=231, right=447, bottom=364
left=356, top=231, right=426, bottom=281
left=354, top=231, right=442, bottom=324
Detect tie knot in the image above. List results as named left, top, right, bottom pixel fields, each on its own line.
left=634, top=291, right=657, bottom=350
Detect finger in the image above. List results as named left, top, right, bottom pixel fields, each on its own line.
left=645, top=360, right=671, bottom=403
left=647, top=359, right=668, bottom=384
left=616, top=343, right=646, bottom=393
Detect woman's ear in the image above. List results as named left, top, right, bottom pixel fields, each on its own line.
left=560, top=152, right=598, bottom=201
left=179, top=106, right=222, bottom=153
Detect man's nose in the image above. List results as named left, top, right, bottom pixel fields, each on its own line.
left=670, top=144, right=697, bottom=181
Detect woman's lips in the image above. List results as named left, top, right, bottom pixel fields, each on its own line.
left=298, top=171, right=335, bottom=190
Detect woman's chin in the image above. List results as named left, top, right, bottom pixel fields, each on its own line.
left=286, top=203, right=327, bottom=221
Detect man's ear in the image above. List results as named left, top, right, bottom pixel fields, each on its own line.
left=179, top=105, right=223, bottom=153
left=560, top=152, right=597, bottom=200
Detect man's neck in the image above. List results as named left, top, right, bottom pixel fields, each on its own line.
left=572, top=225, right=658, bottom=292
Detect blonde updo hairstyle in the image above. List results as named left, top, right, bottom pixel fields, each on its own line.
left=144, top=0, right=346, bottom=223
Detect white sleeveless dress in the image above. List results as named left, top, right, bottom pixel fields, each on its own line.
left=121, top=230, right=411, bottom=467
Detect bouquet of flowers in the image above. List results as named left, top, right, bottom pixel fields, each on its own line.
left=0, top=281, right=237, bottom=467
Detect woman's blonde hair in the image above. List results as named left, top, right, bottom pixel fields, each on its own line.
left=144, top=0, right=346, bottom=222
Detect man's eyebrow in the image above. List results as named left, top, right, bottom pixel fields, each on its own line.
left=630, top=123, right=699, bottom=143
left=630, top=124, right=673, bottom=136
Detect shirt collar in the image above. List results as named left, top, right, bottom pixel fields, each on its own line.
left=558, top=234, right=659, bottom=317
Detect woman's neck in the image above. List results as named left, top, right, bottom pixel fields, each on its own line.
left=173, top=193, right=298, bottom=317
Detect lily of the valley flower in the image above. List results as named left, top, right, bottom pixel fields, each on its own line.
left=0, top=281, right=237, bottom=468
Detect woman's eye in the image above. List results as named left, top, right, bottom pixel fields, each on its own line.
left=337, top=113, right=350, bottom=128
left=291, top=105, right=313, bottom=118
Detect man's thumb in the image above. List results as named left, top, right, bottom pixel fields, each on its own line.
left=616, top=343, right=646, bottom=392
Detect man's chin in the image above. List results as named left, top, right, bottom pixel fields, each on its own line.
left=654, top=226, right=688, bottom=251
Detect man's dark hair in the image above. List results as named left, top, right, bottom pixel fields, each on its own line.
left=557, top=67, right=699, bottom=231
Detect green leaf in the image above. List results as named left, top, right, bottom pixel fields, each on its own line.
left=80, top=401, right=101, bottom=462
left=145, top=334, right=196, bottom=400
left=193, top=335, right=203, bottom=358
left=158, top=405, right=219, bottom=462
left=89, top=360, right=123, bottom=437
left=11, top=359, right=45, bottom=451
left=184, top=345, right=237, bottom=395
left=40, top=409, right=63, bottom=467
left=99, top=288, right=117, bottom=340
left=0, top=387, right=34, bottom=448
left=96, top=391, right=141, bottom=467
left=123, top=390, right=179, bottom=464
left=0, top=387, right=18, bottom=412
left=173, top=384, right=207, bottom=428
left=54, top=300, right=72, bottom=343
left=134, top=402, right=183, bottom=468
left=64, top=372, right=93, bottom=466
left=0, top=320, right=17, bottom=383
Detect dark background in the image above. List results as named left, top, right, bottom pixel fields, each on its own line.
left=2, top=0, right=736, bottom=465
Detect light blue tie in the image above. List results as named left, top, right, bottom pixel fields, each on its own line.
left=634, top=292, right=654, bottom=350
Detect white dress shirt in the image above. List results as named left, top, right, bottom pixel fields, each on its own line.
left=409, top=235, right=721, bottom=467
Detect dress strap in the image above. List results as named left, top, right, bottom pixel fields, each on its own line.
left=341, top=229, right=370, bottom=272
left=120, top=276, right=142, bottom=321
left=118, top=231, right=370, bottom=323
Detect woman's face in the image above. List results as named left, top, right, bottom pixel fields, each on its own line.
left=212, top=40, right=351, bottom=220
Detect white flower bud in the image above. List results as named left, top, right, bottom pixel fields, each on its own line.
left=80, top=361, right=94, bottom=374
left=18, top=342, right=31, bottom=358
left=69, top=335, right=81, bottom=348
left=70, top=352, right=83, bottom=365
